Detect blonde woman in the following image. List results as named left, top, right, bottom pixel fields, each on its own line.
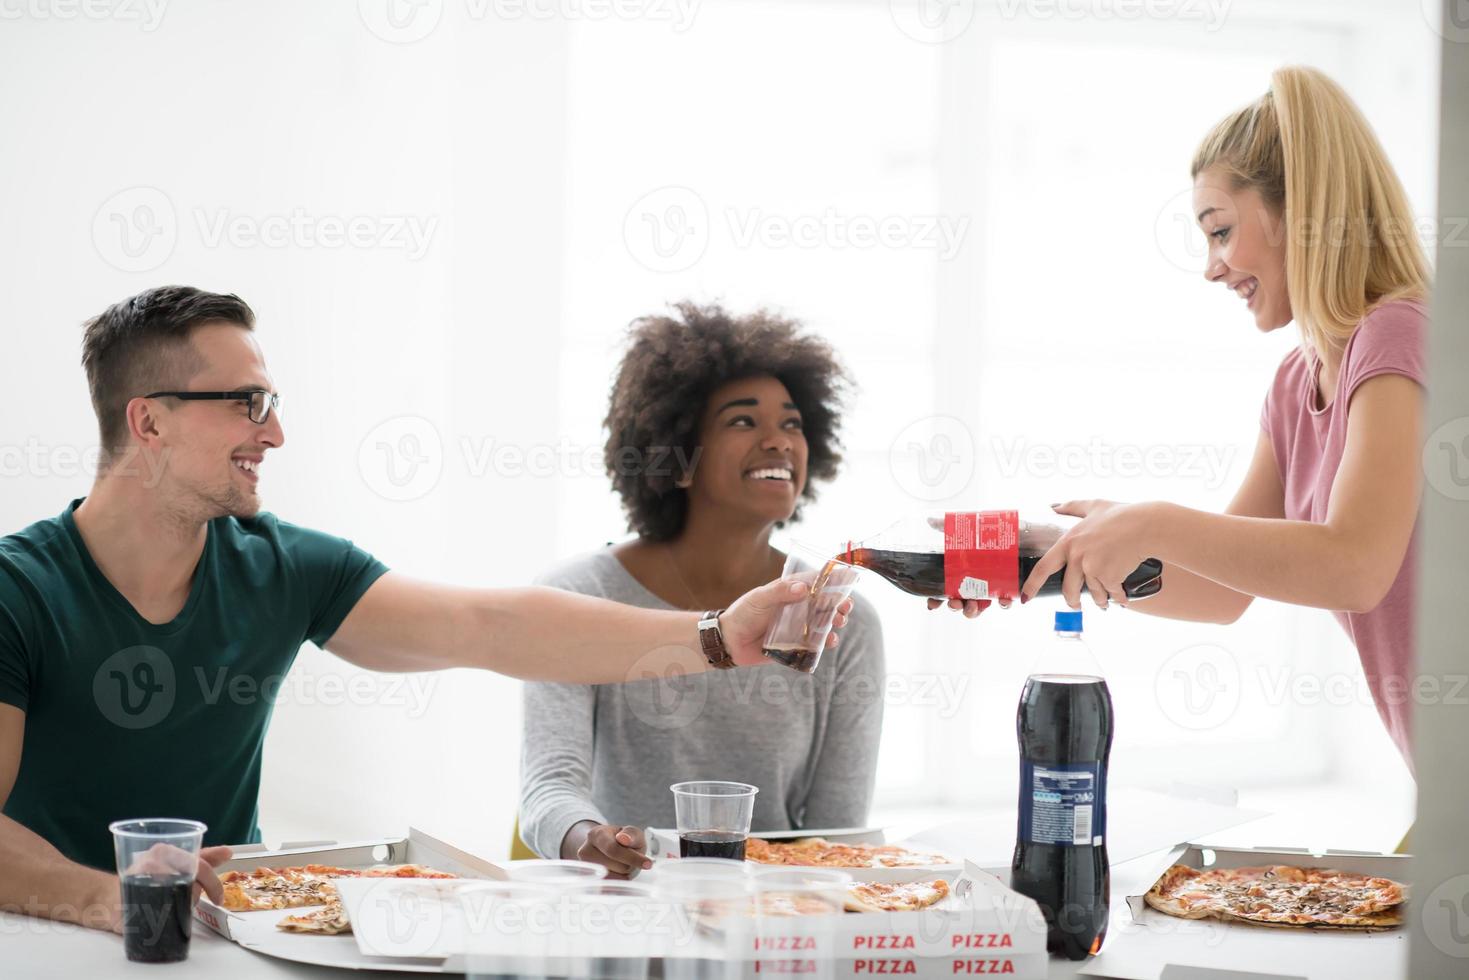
left=984, top=67, right=1429, bottom=768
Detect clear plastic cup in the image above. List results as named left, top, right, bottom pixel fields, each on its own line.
left=655, top=857, right=754, bottom=881
left=750, top=867, right=850, bottom=980
left=761, top=541, right=860, bottom=675
left=109, top=818, right=207, bottom=963
left=750, top=866, right=851, bottom=913
left=562, top=881, right=657, bottom=900
left=502, top=859, right=609, bottom=887
left=654, top=874, right=751, bottom=977
left=456, top=881, right=561, bottom=978
left=670, top=782, right=758, bottom=862
left=558, top=881, right=659, bottom=980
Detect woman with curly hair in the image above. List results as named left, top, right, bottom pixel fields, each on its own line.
left=518, top=302, right=885, bottom=876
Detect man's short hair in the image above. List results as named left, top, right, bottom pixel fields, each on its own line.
left=81, top=286, right=255, bottom=459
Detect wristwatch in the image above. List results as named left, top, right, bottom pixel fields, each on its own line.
left=697, top=609, right=735, bottom=670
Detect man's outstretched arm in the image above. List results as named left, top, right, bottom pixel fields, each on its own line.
left=324, top=573, right=847, bottom=683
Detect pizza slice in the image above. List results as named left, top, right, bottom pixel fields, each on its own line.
left=845, top=879, right=950, bottom=913
left=217, top=864, right=457, bottom=916
left=278, top=901, right=353, bottom=935
left=218, top=868, right=340, bottom=912
left=358, top=863, right=458, bottom=879
left=746, top=838, right=953, bottom=869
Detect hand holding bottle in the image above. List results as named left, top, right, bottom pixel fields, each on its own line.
left=847, top=510, right=1161, bottom=613
left=1019, top=500, right=1160, bottom=610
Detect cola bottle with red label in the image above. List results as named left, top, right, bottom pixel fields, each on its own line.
left=841, top=510, right=1162, bottom=603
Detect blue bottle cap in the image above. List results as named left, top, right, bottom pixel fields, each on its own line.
left=1054, top=610, right=1083, bottom=632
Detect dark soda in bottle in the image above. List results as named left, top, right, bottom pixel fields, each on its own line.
left=841, top=511, right=1162, bottom=603
left=1011, top=610, right=1112, bottom=960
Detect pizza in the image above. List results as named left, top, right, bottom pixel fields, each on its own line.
left=278, top=902, right=353, bottom=935
left=1144, top=864, right=1406, bottom=930
left=699, top=892, right=840, bottom=919
left=745, top=838, right=952, bottom=869
left=845, top=879, right=950, bottom=914
left=218, top=867, right=342, bottom=912
left=217, top=864, right=458, bottom=936
left=695, top=879, right=952, bottom=924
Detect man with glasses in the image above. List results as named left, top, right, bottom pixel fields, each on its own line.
left=0, top=285, right=849, bottom=933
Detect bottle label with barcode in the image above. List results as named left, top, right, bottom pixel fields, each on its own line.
left=1018, top=762, right=1106, bottom=846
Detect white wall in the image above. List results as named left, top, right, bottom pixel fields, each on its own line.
left=0, top=0, right=1439, bottom=857
left=1410, top=3, right=1469, bottom=974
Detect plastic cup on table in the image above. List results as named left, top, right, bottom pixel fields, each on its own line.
left=502, top=859, right=608, bottom=887
left=109, top=818, right=207, bottom=964
left=750, top=867, right=851, bottom=980
left=670, top=781, right=758, bottom=862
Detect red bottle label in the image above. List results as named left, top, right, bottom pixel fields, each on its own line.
left=943, top=511, right=1019, bottom=600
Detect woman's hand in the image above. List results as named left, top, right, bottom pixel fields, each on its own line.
left=1020, top=500, right=1158, bottom=609
left=922, top=517, right=1059, bottom=617
left=925, top=595, right=1010, bottom=618
left=563, top=822, right=651, bottom=879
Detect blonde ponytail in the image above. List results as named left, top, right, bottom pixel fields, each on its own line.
left=1192, top=66, right=1430, bottom=360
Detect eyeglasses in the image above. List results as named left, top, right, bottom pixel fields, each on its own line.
left=143, top=390, right=281, bottom=424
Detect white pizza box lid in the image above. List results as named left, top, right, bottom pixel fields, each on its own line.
left=1079, top=843, right=1411, bottom=980
left=336, top=858, right=1048, bottom=972
left=193, top=826, right=505, bottom=971
left=646, top=825, right=965, bottom=883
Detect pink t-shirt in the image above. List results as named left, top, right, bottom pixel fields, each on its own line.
left=1261, top=298, right=1427, bottom=769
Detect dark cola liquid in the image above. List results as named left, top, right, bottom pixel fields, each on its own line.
left=680, top=831, right=748, bottom=860
left=763, top=645, right=820, bottom=673
left=764, top=559, right=842, bottom=674
left=846, top=549, right=1163, bottom=601
left=1012, top=675, right=1112, bottom=960
left=121, top=876, right=194, bottom=963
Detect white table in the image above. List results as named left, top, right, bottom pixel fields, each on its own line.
left=5, top=792, right=1267, bottom=979
left=3, top=910, right=405, bottom=979
left=0, top=850, right=1207, bottom=980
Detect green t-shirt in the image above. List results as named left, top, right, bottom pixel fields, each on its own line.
left=0, top=500, right=389, bottom=870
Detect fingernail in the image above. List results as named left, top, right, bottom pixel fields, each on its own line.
left=789, top=582, right=806, bottom=595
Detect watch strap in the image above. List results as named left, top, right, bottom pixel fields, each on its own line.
left=697, top=608, right=735, bottom=670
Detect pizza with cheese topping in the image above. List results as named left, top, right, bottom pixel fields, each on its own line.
left=218, top=867, right=341, bottom=912
left=1144, top=864, right=1405, bottom=930
left=278, top=901, right=353, bottom=935
left=745, top=838, right=952, bottom=869
left=845, top=879, right=951, bottom=913
left=217, top=863, right=458, bottom=936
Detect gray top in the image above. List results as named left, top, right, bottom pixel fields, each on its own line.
left=518, top=548, right=886, bottom=859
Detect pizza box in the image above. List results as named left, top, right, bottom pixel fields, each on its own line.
left=691, top=861, right=1049, bottom=966
left=192, top=827, right=506, bottom=973
left=647, top=826, right=965, bottom=883
left=334, top=858, right=1048, bottom=977
left=1080, top=843, right=1411, bottom=980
